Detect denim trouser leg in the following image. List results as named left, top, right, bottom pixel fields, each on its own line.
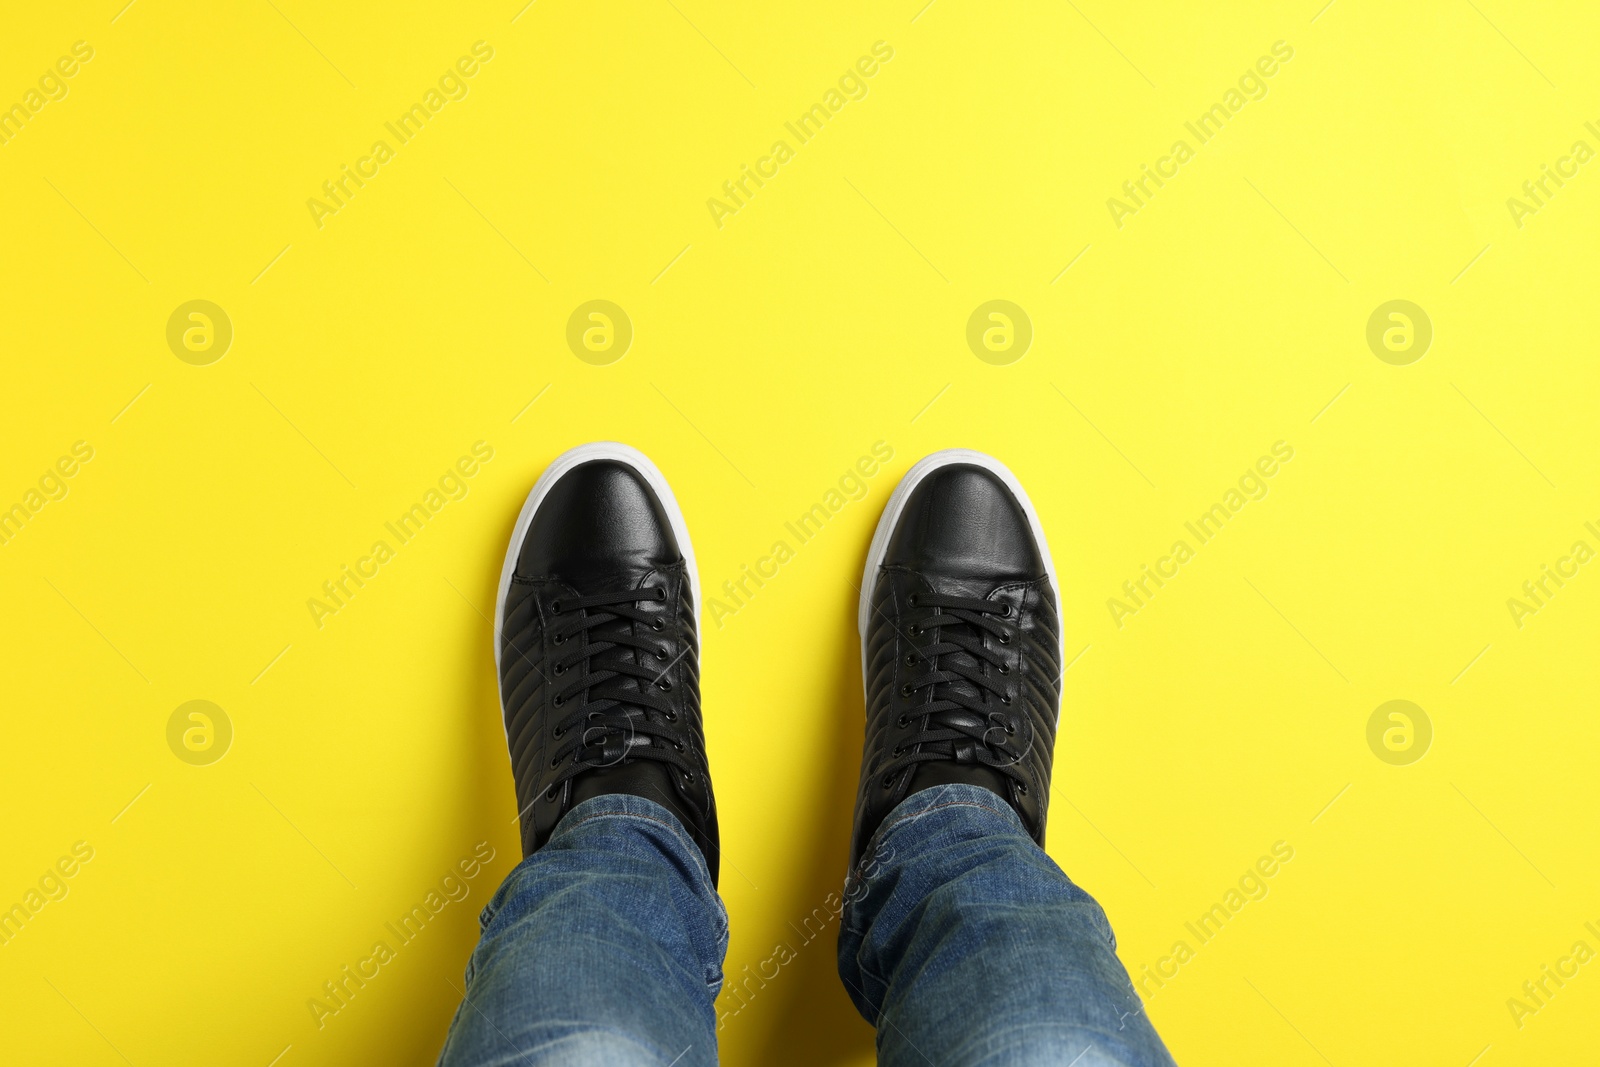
left=839, top=784, right=1178, bottom=1067
left=437, top=795, right=727, bottom=1067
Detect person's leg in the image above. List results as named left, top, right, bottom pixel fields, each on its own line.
left=438, top=793, right=724, bottom=1067
left=844, top=450, right=1176, bottom=1066
left=439, top=443, right=725, bottom=1066
left=839, top=784, right=1173, bottom=1067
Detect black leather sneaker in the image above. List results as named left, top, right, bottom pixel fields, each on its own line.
left=495, top=443, right=718, bottom=883
left=850, top=449, right=1063, bottom=871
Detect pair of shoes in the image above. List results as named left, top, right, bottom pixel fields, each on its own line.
left=495, top=444, right=1061, bottom=885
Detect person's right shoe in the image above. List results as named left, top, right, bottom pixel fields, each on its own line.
left=850, top=449, right=1063, bottom=872
left=495, top=442, right=718, bottom=884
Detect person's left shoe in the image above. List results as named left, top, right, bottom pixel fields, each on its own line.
left=495, top=443, right=718, bottom=884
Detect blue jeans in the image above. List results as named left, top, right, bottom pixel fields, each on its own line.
left=437, top=785, right=1175, bottom=1066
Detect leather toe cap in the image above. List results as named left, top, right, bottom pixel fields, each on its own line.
left=516, top=460, right=681, bottom=582
left=882, top=463, right=1046, bottom=584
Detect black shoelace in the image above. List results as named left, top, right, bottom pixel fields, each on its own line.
left=879, top=591, right=1033, bottom=791
left=541, top=587, right=698, bottom=799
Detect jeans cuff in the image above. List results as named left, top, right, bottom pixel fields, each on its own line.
left=853, top=782, right=1025, bottom=882
left=550, top=793, right=717, bottom=887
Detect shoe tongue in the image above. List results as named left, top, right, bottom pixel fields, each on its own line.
left=908, top=759, right=1010, bottom=799
left=569, top=762, right=712, bottom=866
left=924, top=575, right=1005, bottom=600
left=571, top=760, right=679, bottom=811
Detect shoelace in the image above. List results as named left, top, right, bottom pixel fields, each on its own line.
left=879, top=591, right=1033, bottom=792
left=541, top=587, right=698, bottom=799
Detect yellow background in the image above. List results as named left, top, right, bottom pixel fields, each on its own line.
left=3, top=0, right=1597, bottom=1064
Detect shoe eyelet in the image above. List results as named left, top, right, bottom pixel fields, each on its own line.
left=907, top=593, right=920, bottom=608
left=550, top=755, right=561, bottom=768
left=882, top=775, right=894, bottom=789
left=1000, top=604, right=1013, bottom=617
left=553, top=726, right=565, bottom=738
left=656, top=680, right=672, bottom=692
left=552, top=633, right=565, bottom=646
left=553, top=663, right=566, bottom=675
left=892, top=745, right=903, bottom=757
left=681, top=770, right=695, bottom=783
left=666, top=711, right=678, bottom=722
left=655, top=587, right=669, bottom=601
left=897, top=715, right=909, bottom=728
left=1001, top=695, right=1012, bottom=706
left=999, top=633, right=1013, bottom=645
left=904, top=654, right=918, bottom=667
left=552, top=694, right=564, bottom=707
left=549, top=600, right=562, bottom=614
left=908, top=625, right=922, bottom=638
left=656, top=648, right=669, bottom=661
left=1005, top=723, right=1015, bottom=735
left=1017, top=782, right=1029, bottom=795
left=997, top=664, right=1009, bottom=675
left=900, top=683, right=913, bottom=697
left=672, top=741, right=685, bottom=753
left=651, top=619, right=665, bottom=632
left=544, top=785, right=558, bottom=801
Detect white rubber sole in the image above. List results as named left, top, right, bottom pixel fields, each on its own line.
left=493, top=442, right=700, bottom=714
left=858, top=449, right=1063, bottom=681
